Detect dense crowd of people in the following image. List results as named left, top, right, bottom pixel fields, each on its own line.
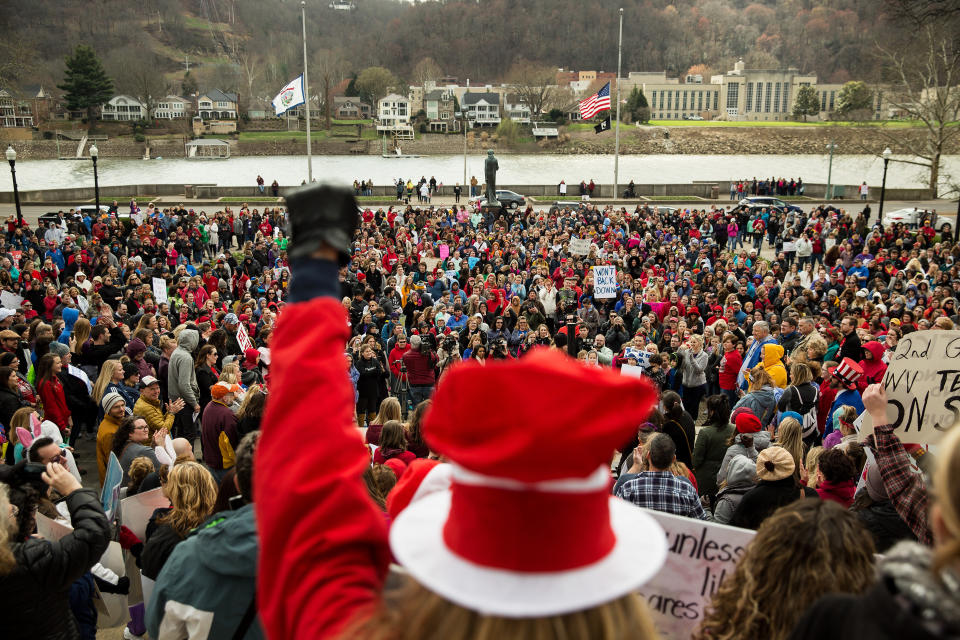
left=0, top=180, right=957, bottom=640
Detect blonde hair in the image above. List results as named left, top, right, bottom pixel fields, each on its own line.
left=71, top=318, right=91, bottom=355
left=373, top=397, right=402, bottom=426
left=0, top=484, right=15, bottom=574
left=775, top=418, right=805, bottom=476
left=789, top=363, right=812, bottom=385
left=347, top=577, right=659, bottom=640
left=694, top=500, right=874, bottom=640
left=805, top=446, right=825, bottom=489
left=219, top=363, right=240, bottom=385
left=746, top=367, right=774, bottom=391
left=158, top=462, right=218, bottom=537
left=933, top=425, right=960, bottom=572
left=92, top=359, right=123, bottom=404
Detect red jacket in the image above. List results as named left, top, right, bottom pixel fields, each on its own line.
left=718, top=350, right=743, bottom=391
left=39, top=377, right=70, bottom=431
left=256, top=300, right=390, bottom=639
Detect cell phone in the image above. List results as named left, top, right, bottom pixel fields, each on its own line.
left=228, top=494, right=246, bottom=510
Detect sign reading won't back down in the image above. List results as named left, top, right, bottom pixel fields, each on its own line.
left=859, top=329, right=960, bottom=445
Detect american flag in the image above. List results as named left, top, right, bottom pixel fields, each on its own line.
left=579, top=82, right=611, bottom=120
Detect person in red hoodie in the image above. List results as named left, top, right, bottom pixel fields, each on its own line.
left=815, top=447, right=857, bottom=508
left=35, top=352, right=71, bottom=435
left=718, top=333, right=743, bottom=407
left=858, top=340, right=887, bottom=390
left=256, top=184, right=667, bottom=640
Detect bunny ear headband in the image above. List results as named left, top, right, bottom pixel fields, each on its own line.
left=17, top=413, right=44, bottom=450
left=154, top=434, right=177, bottom=472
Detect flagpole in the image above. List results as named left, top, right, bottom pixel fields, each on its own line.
left=613, top=7, right=623, bottom=200
left=301, top=0, right=313, bottom=183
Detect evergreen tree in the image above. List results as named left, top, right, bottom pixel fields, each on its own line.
left=181, top=72, right=198, bottom=99
left=626, top=87, right=651, bottom=123
left=836, top=81, right=873, bottom=119
left=792, top=85, right=820, bottom=121
left=58, top=45, right=114, bottom=123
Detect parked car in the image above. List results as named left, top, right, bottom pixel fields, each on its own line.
left=737, top=196, right=803, bottom=214
left=682, top=114, right=705, bottom=121
left=475, top=190, right=526, bottom=210
left=883, top=207, right=951, bottom=232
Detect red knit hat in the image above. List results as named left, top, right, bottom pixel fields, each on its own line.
left=736, top=411, right=763, bottom=433
left=390, top=348, right=666, bottom=617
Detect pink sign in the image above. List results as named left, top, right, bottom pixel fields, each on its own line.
left=439, top=244, right=449, bottom=259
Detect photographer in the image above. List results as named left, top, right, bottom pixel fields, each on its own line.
left=400, top=335, right=437, bottom=406
left=0, top=461, right=110, bottom=640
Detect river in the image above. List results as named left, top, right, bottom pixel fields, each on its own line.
left=9, top=154, right=959, bottom=191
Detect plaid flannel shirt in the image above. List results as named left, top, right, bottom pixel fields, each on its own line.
left=614, top=470, right=710, bottom=520
left=873, top=423, right=932, bottom=545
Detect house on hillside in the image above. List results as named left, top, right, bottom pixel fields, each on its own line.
left=0, top=89, right=35, bottom=128
left=153, top=95, right=190, bottom=120
left=334, top=96, right=371, bottom=119
left=462, top=91, right=501, bottom=127
left=424, top=89, right=457, bottom=132
left=197, top=90, right=238, bottom=119
left=376, top=93, right=411, bottom=130
left=101, top=95, right=147, bottom=122
left=504, top=93, right=531, bottom=124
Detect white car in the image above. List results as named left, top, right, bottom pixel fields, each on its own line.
left=882, top=207, right=950, bottom=232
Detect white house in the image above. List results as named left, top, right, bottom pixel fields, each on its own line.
left=462, top=91, right=501, bottom=127
left=504, top=93, right=531, bottom=124
left=101, top=95, right=147, bottom=121
left=376, top=93, right=411, bottom=131
left=153, top=95, right=189, bottom=120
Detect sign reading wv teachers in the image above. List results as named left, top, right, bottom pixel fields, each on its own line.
left=639, top=509, right=755, bottom=639
left=593, top=265, right=617, bottom=299
left=859, top=329, right=960, bottom=445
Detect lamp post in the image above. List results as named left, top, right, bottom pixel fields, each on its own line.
left=825, top=141, right=837, bottom=200
left=89, top=144, right=100, bottom=214
left=878, top=147, right=892, bottom=223
left=5, top=146, right=22, bottom=228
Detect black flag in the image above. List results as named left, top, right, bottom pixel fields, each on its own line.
left=594, top=116, right=611, bottom=134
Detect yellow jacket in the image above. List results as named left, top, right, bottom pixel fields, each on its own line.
left=134, top=396, right=176, bottom=437
left=96, top=414, right=123, bottom=486
left=762, top=343, right=788, bottom=388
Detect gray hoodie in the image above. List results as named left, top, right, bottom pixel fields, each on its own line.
left=168, top=329, right=200, bottom=408
left=717, top=431, right=771, bottom=486
left=714, top=455, right=758, bottom=525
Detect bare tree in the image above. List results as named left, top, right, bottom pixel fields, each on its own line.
left=106, top=48, right=169, bottom=118
left=312, top=48, right=349, bottom=129
left=876, top=26, right=960, bottom=194
left=507, top=60, right=559, bottom=121
left=238, top=50, right=262, bottom=116
left=412, top=57, right=442, bottom=89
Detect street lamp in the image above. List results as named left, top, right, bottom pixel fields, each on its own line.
left=5, top=145, right=22, bottom=228
left=89, top=144, right=100, bottom=214
left=825, top=141, right=837, bottom=200
left=878, top=147, right=892, bottom=223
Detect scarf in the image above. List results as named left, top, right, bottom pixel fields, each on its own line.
left=882, top=542, right=960, bottom=637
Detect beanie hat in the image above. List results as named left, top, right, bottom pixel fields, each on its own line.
left=735, top=411, right=762, bottom=434
left=383, top=458, right=408, bottom=481
left=211, top=382, right=241, bottom=400
left=756, top=446, right=795, bottom=481
left=47, top=341, right=70, bottom=358
left=779, top=411, right=803, bottom=426
left=101, top=391, right=124, bottom=413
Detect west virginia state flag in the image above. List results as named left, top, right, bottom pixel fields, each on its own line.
left=272, top=75, right=306, bottom=116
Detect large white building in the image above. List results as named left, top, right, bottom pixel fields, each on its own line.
left=152, top=95, right=190, bottom=120
left=100, top=95, right=147, bottom=121
left=376, top=93, right=411, bottom=132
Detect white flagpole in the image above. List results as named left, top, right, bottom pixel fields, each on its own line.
left=301, top=1, right=313, bottom=182
left=614, top=7, right=623, bottom=200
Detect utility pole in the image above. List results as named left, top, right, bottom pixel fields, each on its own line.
left=825, top=141, right=837, bottom=200
left=301, top=1, right=313, bottom=182
left=613, top=7, right=623, bottom=200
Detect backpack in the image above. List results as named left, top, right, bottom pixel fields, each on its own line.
left=790, top=382, right=819, bottom=438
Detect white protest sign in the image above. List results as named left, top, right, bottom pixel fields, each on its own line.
left=620, top=364, right=647, bottom=379
left=593, top=265, right=618, bottom=299
left=858, top=330, right=960, bottom=445
left=423, top=257, right=441, bottom=272
left=1, top=290, right=23, bottom=309
left=569, top=237, right=591, bottom=255
left=639, top=508, right=755, bottom=639
left=783, top=241, right=796, bottom=253
left=120, top=487, right=171, bottom=541
left=236, top=322, right=253, bottom=352
left=152, top=277, right=168, bottom=305
left=36, top=512, right=73, bottom=541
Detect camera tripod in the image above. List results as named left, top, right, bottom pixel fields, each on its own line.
left=392, top=361, right=410, bottom=419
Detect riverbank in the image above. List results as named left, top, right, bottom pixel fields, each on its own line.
left=6, top=124, right=958, bottom=160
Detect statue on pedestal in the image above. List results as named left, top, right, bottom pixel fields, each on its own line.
left=484, top=149, right=500, bottom=208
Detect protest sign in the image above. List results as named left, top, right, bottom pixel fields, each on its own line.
left=445, top=270, right=459, bottom=280
left=101, top=452, right=123, bottom=521
left=620, top=364, right=647, bottom=379
left=570, top=237, right=591, bottom=255
left=10, top=250, right=21, bottom=264
left=439, top=244, right=449, bottom=259
left=423, top=257, right=441, bottom=273
left=858, top=330, right=960, bottom=445
left=783, top=241, right=796, bottom=253
left=36, top=513, right=73, bottom=541
left=152, top=277, right=168, bottom=305
left=120, top=487, right=171, bottom=540
left=468, top=256, right=479, bottom=270
left=95, top=541, right=129, bottom=627
left=593, top=265, right=617, bottom=299
left=236, top=322, right=253, bottom=353
left=639, top=509, right=755, bottom=639
left=1, top=290, right=23, bottom=309
left=624, top=347, right=651, bottom=368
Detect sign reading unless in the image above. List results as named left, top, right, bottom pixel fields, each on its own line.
left=640, top=508, right=755, bottom=639
left=859, top=330, right=960, bottom=445
left=593, top=265, right=617, bottom=299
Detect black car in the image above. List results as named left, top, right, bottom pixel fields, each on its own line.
left=475, top=190, right=526, bottom=210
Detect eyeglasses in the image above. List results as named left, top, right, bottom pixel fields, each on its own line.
left=46, top=451, right=65, bottom=464
left=133, top=425, right=149, bottom=432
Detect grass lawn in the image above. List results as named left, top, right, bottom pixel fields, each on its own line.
left=643, top=196, right=705, bottom=201
left=220, top=197, right=282, bottom=203
left=646, top=119, right=931, bottom=127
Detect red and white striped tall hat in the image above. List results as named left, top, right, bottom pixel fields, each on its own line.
left=389, top=349, right=667, bottom=617
left=830, top=357, right=864, bottom=390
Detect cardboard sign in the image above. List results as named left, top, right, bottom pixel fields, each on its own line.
left=569, top=237, right=591, bottom=255
left=593, top=266, right=617, bottom=299
left=859, top=330, right=960, bottom=445
left=236, top=322, right=253, bottom=352
left=640, top=508, right=755, bottom=639
left=120, top=487, right=171, bottom=541
left=101, top=452, right=123, bottom=521
left=423, top=257, right=441, bottom=273
left=1, top=290, right=23, bottom=309
left=439, top=244, right=449, bottom=259
left=152, top=277, right=168, bottom=305
left=36, top=512, right=73, bottom=541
